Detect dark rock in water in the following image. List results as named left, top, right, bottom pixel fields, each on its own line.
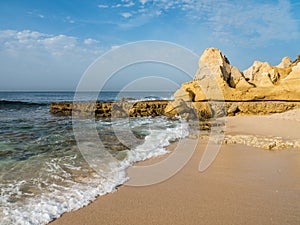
left=110, top=145, right=128, bottom=151
left=0, top=150, right=13, bottom=157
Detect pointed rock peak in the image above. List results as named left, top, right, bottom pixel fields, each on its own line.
left=277, top=56, right=291, bottom=68
left=195, top=47, right=233, bottom=82
left=199, top=48, right=231, bottom=66
left=194, top=47, right=246, bottom=88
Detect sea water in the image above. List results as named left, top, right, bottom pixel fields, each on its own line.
left=0, top=92, right=189, bottom=225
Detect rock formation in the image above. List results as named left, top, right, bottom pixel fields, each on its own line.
left=194, top=48, right=245, bottom=88
left=165, top=48, right=300, bottom=119
left=50, top=100, right=169, bottom=118
left=50, top=48, right=300, bottom=120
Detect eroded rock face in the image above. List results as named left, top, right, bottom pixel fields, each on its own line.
left=165, top=47, right=300, bottom=120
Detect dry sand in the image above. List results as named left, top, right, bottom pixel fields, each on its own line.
left=50, top=113, right=300, bottom=225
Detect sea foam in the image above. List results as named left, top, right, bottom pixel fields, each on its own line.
left=0, top=117, right=189, bottom=225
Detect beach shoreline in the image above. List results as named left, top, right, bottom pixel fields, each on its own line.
left=49, top=113, right=300, bottom=225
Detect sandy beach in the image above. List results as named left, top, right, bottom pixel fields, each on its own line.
left=50, top=113, right=300, bottom=225
left=2, top=1, right=300, bottom=223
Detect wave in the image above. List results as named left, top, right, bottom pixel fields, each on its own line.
left=0, top=117, right=189, bottom=225
left=122, top=96, right=173, bottom=103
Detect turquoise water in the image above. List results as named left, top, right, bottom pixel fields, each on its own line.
left=0, top=92, right=188, bottom=225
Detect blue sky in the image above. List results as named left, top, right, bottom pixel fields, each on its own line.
left=0, top=0, right=300, bottom=91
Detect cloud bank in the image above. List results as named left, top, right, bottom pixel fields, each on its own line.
left=0, top=30, right=103, bottom=90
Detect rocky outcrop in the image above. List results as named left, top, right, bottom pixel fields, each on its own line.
left=50, top=100, right=169, bottom=117
left=50, top=48, right=300, bottom=121
left=225, top=101, right=300, bottom=116
left=165, top=48, right=300, bottom=120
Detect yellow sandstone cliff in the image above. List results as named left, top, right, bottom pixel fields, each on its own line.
left=165, top=48, right=300, bottom=118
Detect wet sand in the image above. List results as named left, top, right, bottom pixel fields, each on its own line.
left=50, top=114, right=300, bottom=225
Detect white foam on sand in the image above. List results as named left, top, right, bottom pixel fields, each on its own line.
left=0, top=118, right=189, bottom=225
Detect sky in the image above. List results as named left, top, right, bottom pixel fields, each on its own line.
left=0, top=0, right=299, bottom=91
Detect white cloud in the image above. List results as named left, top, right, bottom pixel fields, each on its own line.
left=0, top=30, right=80, bottom=56
left=111, top=45, right=120, bottom=50
left=0, top=29, right=105, bottom=90
left=38, top=34, right=78, bottom=54
left=112, top=4, right=123, bottom=8
left=0, top=29, right=103, bottom=58
left=155, top=10, right=162, bottom=16
left=84, top=38, right=99, bottom=45
left=138, top=8, right=147, bottom=13
left=98, top=4, right=109, bottom=8
left=139, top=0, right=148, bottom=5
left=116, top=0, right=299, bottom=45
left=27, top=10, right=46, bottom=19
left=111, top=1, right=135, bottom=8
left=202, top=0, right=299, bottom=45
left=120, top=12, right=132, bottom=18
left=66, top=16, right=75, bottom=24
left=123, top=2, right=135, bottom=7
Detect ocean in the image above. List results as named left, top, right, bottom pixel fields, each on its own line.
left=0, top=91, right=189, bottom=225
